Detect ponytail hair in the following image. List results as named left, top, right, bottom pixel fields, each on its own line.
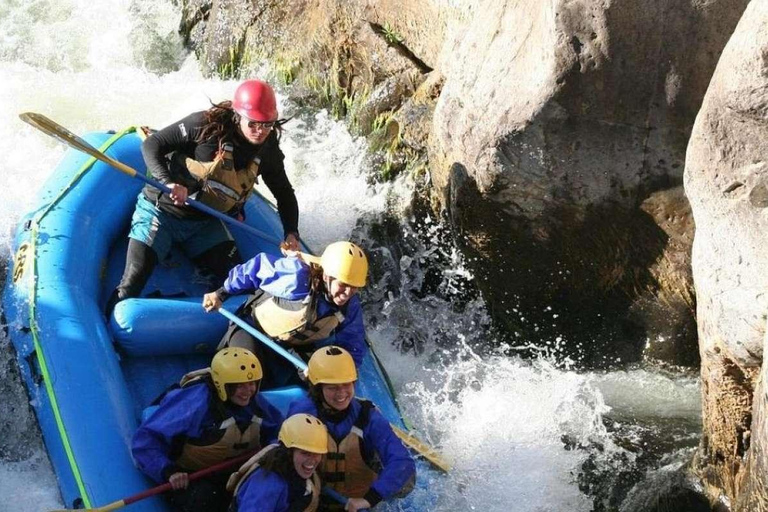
left=258, top=444, right=294, bottom=479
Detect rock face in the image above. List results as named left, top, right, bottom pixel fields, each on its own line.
left=179, top=1, right=745, bottom=366
left=742, top=343, right=768, bottom=511
left=429, top=0, right=748, bottom=365
left=685, top=0, right=768, bottom=507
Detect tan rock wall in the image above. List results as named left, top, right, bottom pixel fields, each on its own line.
left=429, top=0, right=747, bottom=364
left=685, top=0, right=768, bottom=505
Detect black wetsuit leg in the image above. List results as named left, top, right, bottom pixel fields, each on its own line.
left=192, top=241, right=242, bottom=290
left=105, top=239, right=159, bottom=316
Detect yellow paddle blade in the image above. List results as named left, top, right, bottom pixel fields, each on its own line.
left=391, top=424, right=452, bottom=473
left=48, top=498, right=125, bottom=512
left=19, top=112, right=138, bottom=177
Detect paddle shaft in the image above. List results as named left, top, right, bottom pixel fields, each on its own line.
left=19, top=112, right=281, bottom=245
left=322, top=486, right=369, bottom=511
left=219, top=308, right=306, bottom=370
left=49, top=450, right=255, bottom=512
left=217, top=307, right=451, bottom=472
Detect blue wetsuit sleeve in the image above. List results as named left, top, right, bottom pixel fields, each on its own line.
left=364, top=408, right=416, bottom=502
left=256, top=395, right=284, bottom=445
left=236, top=469, right=289, bottom=512
left=131, top=386, right=209, bottom=483
left=286, top=396, right=317, bottom=418
left=223, top=254, right=310, bottom=298
left=318, top=296, right=367, bottom=366
left=223, top=253, right=270, bottom=295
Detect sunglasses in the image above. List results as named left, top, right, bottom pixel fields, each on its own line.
left=246, top=119, right=278, bottom=130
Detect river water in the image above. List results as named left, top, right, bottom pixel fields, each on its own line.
left=0, top=1, right=702, bottom=511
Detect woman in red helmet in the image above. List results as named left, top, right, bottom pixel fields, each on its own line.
left=107, top=80, right=300, bottom=314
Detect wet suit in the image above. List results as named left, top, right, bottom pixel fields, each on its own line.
left=229, top=447, right=320, bottom=512
left=218, top=253, right=367, bottom=387
left=108, top=111, right=299, bottom=313
left=131, top=378, right=282, bottom=512
left=287, top=396, right=415, bottom=508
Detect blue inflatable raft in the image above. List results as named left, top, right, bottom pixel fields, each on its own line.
left=2, top=127, right=439, bottom=511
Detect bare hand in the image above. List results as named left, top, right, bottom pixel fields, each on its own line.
left=345, top=498, right=371, bottom=512
left=169, top=471, right=189, bottom=490
left=167, top=183, right=188, bottom=205
left=283, top=233, right=300, bottom=252
left=202, top=292, right=222, bottom=312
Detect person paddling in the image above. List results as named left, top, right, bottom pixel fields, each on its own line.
left=227, top=413, right=328, bottom=511
left=202, top=241, right=370, bottom=387
left=108, top=79, right=300, bottom=314
left=288, top=346, right=415, bottom=512
left=131, top=348, right=281, bottom=512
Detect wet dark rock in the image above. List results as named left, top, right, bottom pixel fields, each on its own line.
left=0, top=330, right=44, bottom=462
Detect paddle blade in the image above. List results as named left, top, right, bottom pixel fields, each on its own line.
left=19, top=112, right=138, bottom=177
left=47, top=499, right=125, bottom=512
left=20, top=112, right=90, bottom=151
left=392, top=425, right=452, bottom=473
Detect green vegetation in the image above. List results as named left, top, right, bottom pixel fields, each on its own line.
left=275, top=55, right=301, bottom=85
left=381, top=22, right=404, bottom=46
left=231, top=39, right=428, bottom=184
left=216, top=46, right=239, bottom=79
left=367, top=113, right=424, bottom=183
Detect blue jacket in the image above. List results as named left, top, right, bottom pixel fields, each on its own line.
left=287, top=396, right=415, bottom=505
left=131, top=382, right=281, bottom=483
left=222, top=253, right=368, bottom=365
left=234, top=466, right=313, bottom=512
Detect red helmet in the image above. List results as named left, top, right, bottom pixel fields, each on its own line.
left=232, top=80, right=278, bottom=122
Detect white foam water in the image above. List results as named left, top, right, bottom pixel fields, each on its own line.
left=0, top=1, right=702, bottom=511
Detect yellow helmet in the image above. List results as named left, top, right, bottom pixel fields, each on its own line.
left=320, top=241, right=368, bottom=288
left=306, top=346, right=357, bottom=385
left=210, top=348, right=263, bottom=401
left=279, top=414, right=328, bottom=454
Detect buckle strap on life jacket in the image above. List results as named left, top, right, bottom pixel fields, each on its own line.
left=321, top=399, right=376, bottom=497
left=179, top=139, right=261, bottom=213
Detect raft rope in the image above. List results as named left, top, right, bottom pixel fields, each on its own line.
left=27, top=126, right=139, bottom=508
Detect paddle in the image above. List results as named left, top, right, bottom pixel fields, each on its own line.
left=18, top=112, right=282, bottom=246
left=48, top=450, right=256, bottom=512
left=217, top=307, right=452, bottom=473
left=322, top=486, right=369, bottom=511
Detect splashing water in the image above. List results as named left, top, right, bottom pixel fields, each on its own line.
left=0, top=1, right=702, bottom=511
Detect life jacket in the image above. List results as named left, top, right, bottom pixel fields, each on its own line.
left=246, top=275, right=345, bottom=347
left=321, top=400, right=378, bottom=503
left=173, top=140, right=260, bottom=213
left=227, top=444, right=321, bottom=512
left=173, top=369, right=263, bottom=471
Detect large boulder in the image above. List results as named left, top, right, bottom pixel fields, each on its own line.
left=685, top=0, right=768, bottom=507
left=429, top=0, right=748, bottom=365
